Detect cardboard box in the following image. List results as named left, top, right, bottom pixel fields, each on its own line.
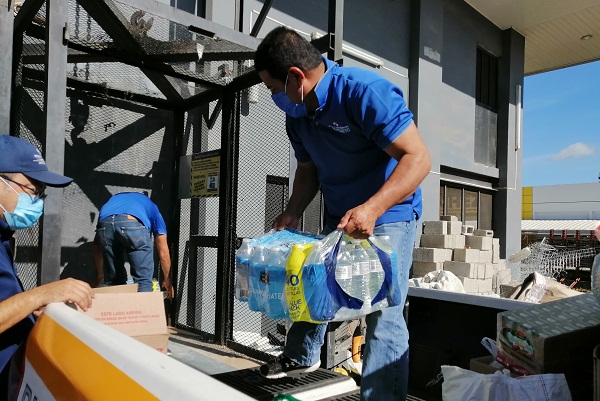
left=83, top=289, right=169, bottom=354
left=469, top=355, right=518, bottom=377
left=497, top=293, right=600, bottom=400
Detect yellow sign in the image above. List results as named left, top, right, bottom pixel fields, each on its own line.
left=190, top=150, right=220, bottom=197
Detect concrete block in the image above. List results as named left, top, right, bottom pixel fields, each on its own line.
left=453, top=248, right=480, bottom=263
left=447, top=221, right=463, bottom=235
left=412, top=261, right=443, bottom=276
left=465, top=235, right=493, bottom=250
left=474, top=229, right=494, bottom=237
left=444, top=261, right=477, bottom=278
left=423, top=220, right=447, bottom=235
left=484, top=263, right=495, bottom=279
left=458, top=276, right=479, bottom=293
left=492, top=249, right=500, bottom=263
left=462, top=225, right=474, bottom=235
left=440, top=215, right=458, bottom=221
left=479, top=278, right=493, bottom=293
left=476, top=263, right=486, bottom=279
left=451, top=235, right=466, bottom=249
left=413, top=247, right=453, bottom=263
left=479, top=250, right=493, bottom=263
left=492, top=238, right=500, bottom=247
left=420, top=234, right=448, bottom=248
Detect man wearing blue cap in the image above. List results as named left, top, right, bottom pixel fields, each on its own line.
left=0, top=135, right=94, bottom=394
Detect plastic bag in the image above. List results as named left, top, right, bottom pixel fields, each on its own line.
left=285, top=230, right=400, bottom=323
left=441, top=365, right=572, bottom=401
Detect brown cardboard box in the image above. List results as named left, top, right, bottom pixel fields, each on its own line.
left=497, top=293, right=600, bottom=400
left=92, top=283, right=138, bottom=294
left=83, top=288, right=169, bottom=353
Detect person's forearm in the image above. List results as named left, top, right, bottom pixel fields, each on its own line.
left=285, top=162, right=320, bottom=218
left=0, top=291, right=39, bottom=334
left=155, top=235, right=171, bottom=280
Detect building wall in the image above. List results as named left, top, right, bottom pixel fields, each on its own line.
left=522, top=183, right=600, bottom=220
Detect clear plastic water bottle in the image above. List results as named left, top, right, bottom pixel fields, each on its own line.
left=335, top=241, right=354, bottom=296
left=351, top=240, right=371, bottom=314
left=265, top=246, right=288, bottom=319
left=371, top=235, right=399, bottom=306
left=364, top=241, right=384, bottom=300
left=248, top=245, right=268, bottom=312
left=235, top=238, right=254, bottom=302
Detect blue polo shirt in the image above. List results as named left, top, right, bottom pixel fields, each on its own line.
left=99, top=192, right=167, bottom=236
left=286, top=58, right=422, bottom=227
left=0, top=218, right=35, bottom=380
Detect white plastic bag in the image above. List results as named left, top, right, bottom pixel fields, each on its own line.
left=441, top=365, right=572, bottom=401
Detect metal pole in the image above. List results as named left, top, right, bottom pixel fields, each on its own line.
left=214, top=87, right=239, bottom=345
left=40, top=0, right=69, bottom=284
left=0, top=0, right=14, bottom=133
left=327, top=0, right=344, bottom=63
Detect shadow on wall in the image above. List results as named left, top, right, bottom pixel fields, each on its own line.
left=61, top=241, right=97, bottom=287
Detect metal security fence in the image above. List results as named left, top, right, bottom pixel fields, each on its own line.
left=7, top=0, right=334, bottom=365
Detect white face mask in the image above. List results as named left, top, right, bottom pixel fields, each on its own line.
left=0, top=177, right=44, bottom=230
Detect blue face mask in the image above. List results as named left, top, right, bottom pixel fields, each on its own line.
left=0, top=178, right=45, bottom=230
left=271, top=75, right=307, bottom=118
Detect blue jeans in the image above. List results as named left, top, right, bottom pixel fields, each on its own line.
left=96, top=214, right=154, bottom=292
left=284, top=220, right=417, bottom=401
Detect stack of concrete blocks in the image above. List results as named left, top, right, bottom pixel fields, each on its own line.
left=413, top=215, right=513, bottom=296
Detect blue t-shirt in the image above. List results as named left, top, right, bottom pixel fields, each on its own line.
left=0, top=219, right=35, bottom=380
left=99, top=193, right=167, bottom=236
left=286, top=58, right=422, bottom=227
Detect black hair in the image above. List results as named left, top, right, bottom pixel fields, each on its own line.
left=254, top=26, right=323, bottom=82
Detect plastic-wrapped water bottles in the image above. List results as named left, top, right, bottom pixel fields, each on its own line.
left=235, top=238, right=254, bottom=302
left=335, top=241, right=353, bottom=296
left=248, top=245, right=268, bottom=312
left=265, top=246, right=288, bottom=319
left=351, top=240, right=371, bottom=314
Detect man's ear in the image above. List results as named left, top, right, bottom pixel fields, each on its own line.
left=288, top=66, right=306, bottom=88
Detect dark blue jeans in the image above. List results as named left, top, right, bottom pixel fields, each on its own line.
left=96, top=214, right=154, bottom=292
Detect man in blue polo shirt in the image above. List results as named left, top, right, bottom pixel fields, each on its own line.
left=93, top=192, right=174, bottom=298
left=0, top=135, right=94, bottom=395
left=254, top=27, right=431, bottom=400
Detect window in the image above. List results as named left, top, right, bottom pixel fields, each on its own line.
left=475, top=47, right=499, bottom=167
left=476, top=48, right=498, bottom=111
left=439, top=184, right=493, bottom=230
left=171, top=0, right=206, bottom=17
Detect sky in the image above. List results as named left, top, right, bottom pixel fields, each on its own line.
left=522, top=59, right=600, bottom=187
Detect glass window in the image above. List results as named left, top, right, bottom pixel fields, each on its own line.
left=479, top=193, right=493, bottom=230
left=445, top=187, right=462, bottom=222
left=464, top=190, right=478, bottom=229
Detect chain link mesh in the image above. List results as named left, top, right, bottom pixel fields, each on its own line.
left=12, top=0, right=324, bottom=363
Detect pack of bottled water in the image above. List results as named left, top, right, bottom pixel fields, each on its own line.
left=235, top=228, right=399, bottom=322
left=236, top=228, right=319, bottom=320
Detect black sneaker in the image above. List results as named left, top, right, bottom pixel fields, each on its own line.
left=259, top=355, right=320, bottom=379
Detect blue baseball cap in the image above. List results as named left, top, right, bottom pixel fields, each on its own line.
left=0, top=135, right=72, bottom=187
